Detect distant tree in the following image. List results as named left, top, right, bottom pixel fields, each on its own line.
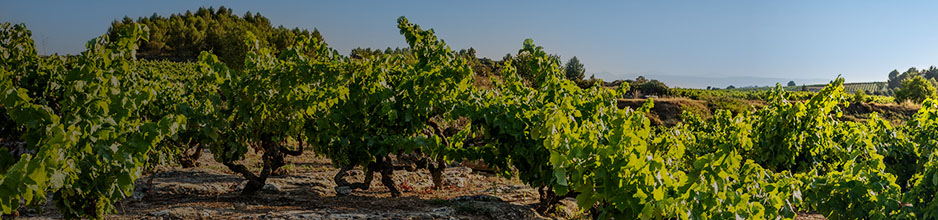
left=636, top=80, right=669, bottom=96
left=787, top=80, right=797, bottom=87
left=895, top=75, right=937, bottom=103
left=564, top=56, right=586, bottom=81
left=802, top=84, right=808, bottom=91
left=888, top=69, right=902, bottom=89
left=504, top=46, right=561, bottom=87
left=727, top=85, right=736, bottom=89
left=502, top=53, right=513, bottom=62
left=312, top=29, right=323, bottom=42
left=925, top=66, right=938, bottom=80
left=107, top=7, right=319, bottom=69
left=889, top=67, right=922, bottom=90
left=575, top=74, right=600, bottom=89
left=454, top=47, right=495, bottom=77
left=635, top=76, right=649, bottom=84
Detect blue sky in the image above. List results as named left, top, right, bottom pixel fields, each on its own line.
left=2, top=1, right=937, bottom=86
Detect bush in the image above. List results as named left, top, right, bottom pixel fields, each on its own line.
left=705, top=96, right=751, bottom=114
left=632, top=79, right=669, bottom=97
left=854, top=89, right=869, bottom=103
left=895, top=75, right=937, bottom=103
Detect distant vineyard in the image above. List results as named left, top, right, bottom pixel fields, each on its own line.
left=732, top=81, right=888, bottom=93
left=797, top=82, right=889, bottom=94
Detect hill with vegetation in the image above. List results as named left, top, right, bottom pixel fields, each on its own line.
left=106, top=6, right=322, bottom=69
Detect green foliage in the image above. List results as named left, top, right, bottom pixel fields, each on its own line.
left=906, top=153, right=938, bottom=218
left=705, top=96, right=752, bottom=115
left=195, top=30, right=346, bottom=193
left=749, top=80, right=848, bottom=173
left=563, top=56, right=585, bottom=81
left=865, top=115, right=919, bottom=189
left=889, top=68, right=921, bottom=91
left=907, top=99, right=938, bottom=163
left=895, top=75, right=937, bottom=103
left=313, top=17, right=471, bottom=168
left=8, top=16, right=938, bottom=220
left=853, top=89, right=869, bottom=103
left=107, top=6, right=321, bottom=70
left=1, top=22, right=183, bottom=219
left=502, top=45, right=562, bottom=87
left=670, top=87, right=815, bottom=102
left=633, top=80, right=669, bottom=97
left=799, top=154, right=905, bottom=219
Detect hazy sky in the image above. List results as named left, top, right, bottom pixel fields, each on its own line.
left=2, top=1, right=937, bottom=84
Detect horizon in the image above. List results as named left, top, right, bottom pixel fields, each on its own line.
left=2, top=1, right=937, bottom=87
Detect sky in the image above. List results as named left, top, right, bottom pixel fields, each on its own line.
left=2, top=1, right=937, bottom=87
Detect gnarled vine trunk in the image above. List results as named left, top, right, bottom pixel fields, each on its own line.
left=178, top=142, right=203, bottom=168
left=426, top=120, right=449, bottom=189
left=536, top=186, right=580, bottom=214
left=224, top=137, right=295, bottom=195
left=333, top=156, right=401, bottom=197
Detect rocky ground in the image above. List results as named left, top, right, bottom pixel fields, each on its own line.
left=17, top=148, right=825, bottom=219
left=19, top=149, right=582, bottom=220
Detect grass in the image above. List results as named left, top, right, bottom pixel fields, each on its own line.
left=704, top=96, right=755, bottom=115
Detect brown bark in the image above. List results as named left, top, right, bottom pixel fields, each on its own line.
left=333, top=157, right=401, bottom=197
left=179, top=142, right=202, bottom=168
left=334, top=165, right=376, bottom=191
left=377, top=156, right=401, bottom=197
left=536, top=186, right=580, bottom=213
left=281, top=134, right=305, bottom=156
left=426, top=120, right=449, bottom=189
left=224, top=139, right=286, bottom=195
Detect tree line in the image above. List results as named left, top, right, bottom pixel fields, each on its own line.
left=107, top=6, right=322, bottom=70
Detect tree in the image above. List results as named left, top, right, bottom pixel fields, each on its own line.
left=787, top=80, right=797, bottom=87
left=925, top=66, right=938, bottom=80
left=895, top=75, right=937, bottom=103
left=727, top=85, right=736, bottom=89
left=467, top=47, right=477, bottom=58
left=564, top=56, right=585, bottom=81
left=505, top=48, right=561, bottom=87
left=107, top=7, right=318, bottom=69
left=635, top=79, right=669, bottom=96
left=635, top=76, right=648, bottom=84
left=312, top=28, right=323, bottom=42
left=888, top=69, right=902, bottom=89
left=890, top=67, right=922, bottom=90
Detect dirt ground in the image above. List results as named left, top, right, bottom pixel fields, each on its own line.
left=16, top=149, right=826, bottom=219
left=18, top=149, right=582, bottom=220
